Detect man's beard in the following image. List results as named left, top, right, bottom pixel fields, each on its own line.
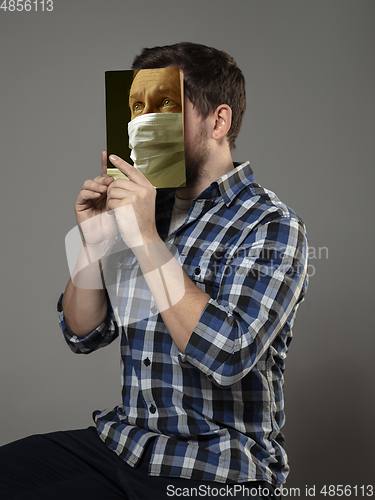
left=183, top=124, right=209, bottom=188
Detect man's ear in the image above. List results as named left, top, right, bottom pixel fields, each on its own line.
left=212, top=104, right=232, bottom=142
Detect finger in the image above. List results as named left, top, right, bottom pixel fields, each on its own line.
left=76, top=189, right=103, bottom=206
left=82, top=179, right=109, bottom=193
left=77, top=179, right=111, bottom=206
left=107, top=177, right=139, bottom=193
left=93, top=175, right=113, bottom=186
left=108, top=154, right=152, bottom=188
left=101, top=150, right=107, bottom=177
left=107, top=187, right=136, bottom=200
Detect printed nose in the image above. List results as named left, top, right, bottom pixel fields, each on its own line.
left=142, top=102, right=158, bottom=115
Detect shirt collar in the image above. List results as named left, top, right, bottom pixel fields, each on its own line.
left=197, top=161, right=255, bottom=206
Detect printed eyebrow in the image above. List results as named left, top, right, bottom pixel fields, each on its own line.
left=129, top=88, right=181, bottom=103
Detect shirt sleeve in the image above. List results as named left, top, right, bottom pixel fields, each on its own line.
left=57, top=292, right=119, bottom=354
left=181, top=215, right=309, bottom=387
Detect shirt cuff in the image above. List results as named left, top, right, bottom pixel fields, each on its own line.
left=180, top=298, right=241, bottom=384
left=57, top=292, right=116, bottom=354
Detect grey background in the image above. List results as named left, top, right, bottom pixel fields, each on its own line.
left=1, top=0, right=374, bottom=496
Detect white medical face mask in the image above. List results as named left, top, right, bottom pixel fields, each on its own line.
left=127, top=112, right=186, bottom=188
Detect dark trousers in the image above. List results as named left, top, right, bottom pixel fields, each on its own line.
left=0, top=427, right=279, bottom=499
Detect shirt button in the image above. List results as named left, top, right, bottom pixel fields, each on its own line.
left=151, top=305, right=157, bottom=315
left=143, top=357, right=151, bottom=367
left=149, top=404, right=156, bottom=414
left=194, top=267, right=201, bottom=275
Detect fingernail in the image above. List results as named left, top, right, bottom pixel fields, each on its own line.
left=109, top=155, right=118, bottom=162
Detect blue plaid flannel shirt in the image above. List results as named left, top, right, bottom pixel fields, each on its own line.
left=58, top=161, right=308, bottom=486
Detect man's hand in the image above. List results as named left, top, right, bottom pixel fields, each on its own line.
left=63, top=151, right=115, bottom=336
left=106, top=154, right=159, bottom=247
left=75, top=151, right=117, bottom=246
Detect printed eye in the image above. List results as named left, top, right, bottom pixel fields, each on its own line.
left=133, top=103, right=144, bottom=113
left=163, top=99, right=176, bottom=107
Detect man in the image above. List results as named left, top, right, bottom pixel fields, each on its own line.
left=0, top=43, right=308, bottom=500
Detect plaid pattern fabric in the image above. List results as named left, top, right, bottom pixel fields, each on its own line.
left=58, top=162, right=308, bottom=486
